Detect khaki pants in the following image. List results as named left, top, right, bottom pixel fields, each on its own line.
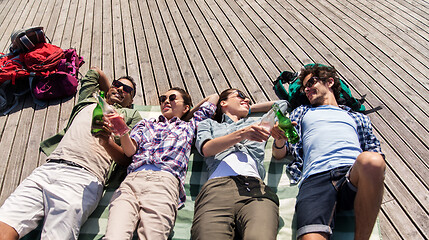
left=191, top=175, right=279, bottom=240
left=0, top=162, right=103, bottom=240
left=103, top=170, right=179, bottom=240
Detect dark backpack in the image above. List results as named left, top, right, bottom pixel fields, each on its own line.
left=0, top=78, right=30, bottom=115
left=273, top=63, right=366, bottom=113
left=9, top=26, right=48, bottom=55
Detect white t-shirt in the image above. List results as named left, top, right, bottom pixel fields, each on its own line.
left=209, top=151, right=260, bottom=179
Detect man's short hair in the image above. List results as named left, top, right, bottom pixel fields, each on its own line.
left=298, top=64, right=341, bottom=100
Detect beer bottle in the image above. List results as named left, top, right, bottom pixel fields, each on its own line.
left=91, top=91, right=105, bottom=134
left=94, top=92, right=130, bottom=136
left=272, top=103, right=299, bottom=144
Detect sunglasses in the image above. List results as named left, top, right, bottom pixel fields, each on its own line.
left=112, top=80, right=134, bottom=94
left=300, top=77, right=323, bottom=92
left=159, top=94, right=183, bottom=104
left=236, top=91, right=248, bottom=100
left=227, top=90, right=251, bottom=104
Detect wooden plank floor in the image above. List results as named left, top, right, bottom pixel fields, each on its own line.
left=0, top=0, right=428, bottom=239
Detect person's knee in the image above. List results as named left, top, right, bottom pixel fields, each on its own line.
left=0, top=221, right=19, bottom=240
left=299, top=232, right=329, bottom=240
left=356, top=152, right=385, bottom=177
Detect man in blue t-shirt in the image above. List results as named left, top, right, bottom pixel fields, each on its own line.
left=276, top=64, right=385, bottom=240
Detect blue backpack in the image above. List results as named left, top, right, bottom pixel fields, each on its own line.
left=273, top=63, right=366, bottom=113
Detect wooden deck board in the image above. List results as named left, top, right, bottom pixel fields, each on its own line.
left=184, top=0, right=249, bottom=94
left=156, top=0, right=205, bottom=101
left=128, top=0, right=156, bottom=105
left=167, top=0, right=219, bottom=97
left=379, top=210, right=403, bottom=240
left=0, top=0, right=427, bottom=239
left=140, top=0, right=171, bottom=97
left=176, top=0, right=231, bottom=94
left=220, top=1, right=281, bottom=89
left=0, top=0, right=27, bottom=52
left=339, top=0, right=429, bottom=71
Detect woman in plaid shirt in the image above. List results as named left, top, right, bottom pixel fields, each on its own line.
left=103, top=88, right=218, bottom=240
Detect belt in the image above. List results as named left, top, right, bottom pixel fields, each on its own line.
left=48, top=159, right=85, bottom=169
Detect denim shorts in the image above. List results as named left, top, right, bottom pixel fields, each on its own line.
left=295, top=166, right=357, bottom=238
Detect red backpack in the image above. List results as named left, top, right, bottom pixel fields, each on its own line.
left=23, top=43, right=64, bottom=75
left=0, top=54, right=30, bottom=84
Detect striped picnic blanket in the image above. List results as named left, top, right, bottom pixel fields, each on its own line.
left=25, top=106, right=381, bottom=240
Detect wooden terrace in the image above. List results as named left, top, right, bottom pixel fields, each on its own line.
left=0, top=0, right=427, bottom=239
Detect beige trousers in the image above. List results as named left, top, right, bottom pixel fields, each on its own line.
left=103, top=170, right=179, bottom=240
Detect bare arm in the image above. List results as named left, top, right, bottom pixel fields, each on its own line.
left=119, top=133, right=138, bottom=158
left=100, top=137, right=132, bottom=166
left=183, top=94, right=219, bottom=121
left=94, top=120, right=133, bottom=166
left=91, top=66, right=110, bottom=92
left=271, top=138, right=288, bottom=160
left=270, top=122, right=296, bottom=160
left=250, top=101, right=276, bottom=113
left=201, top=124, right=270, bottom=157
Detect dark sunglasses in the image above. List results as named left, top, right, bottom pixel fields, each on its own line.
left=159, top=94, right=179, bottom=104
left=300, top=77, right=322, bottom=92
left=236, top=91, right=248, bottom=100
left=112, top=80, right=134, bottom=94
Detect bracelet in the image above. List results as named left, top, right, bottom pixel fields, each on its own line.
left=273, top=139, right=286, bottom=149
left=248, top=108, right=251, bottom=115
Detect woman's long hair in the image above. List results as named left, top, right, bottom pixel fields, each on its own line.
left=213, top=88, right=237, bottom=123
left=168, top=87, right=193, bottom=120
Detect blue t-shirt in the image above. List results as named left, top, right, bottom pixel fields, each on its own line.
left=301, top=105, right=362, bottom=181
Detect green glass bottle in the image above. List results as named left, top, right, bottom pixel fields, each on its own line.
left=272, top=103, right=299, bottom=144
left=91, top=91, right=105, bottom=134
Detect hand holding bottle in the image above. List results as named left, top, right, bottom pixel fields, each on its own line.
left=272, top=103, right=300, bottom=144
left=242, top=124, right=271, bottom=142
left=93, top=92, right=130, bottom=136
left=104, top=112, right=129, bottom=136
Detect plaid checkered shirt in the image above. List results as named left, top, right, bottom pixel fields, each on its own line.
left=128, top=102, right=216, bottom=207
left=286, top=105, right=384, bottom=184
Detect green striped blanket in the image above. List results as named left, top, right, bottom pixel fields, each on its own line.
left=25, top=106, right=381, bottom=240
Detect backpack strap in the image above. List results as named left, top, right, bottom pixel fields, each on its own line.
left=363, top=105, right=383, bottom=114
left=34, top=28, right=46, bottom=43
left=19, top=35, right=36, bottom=52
